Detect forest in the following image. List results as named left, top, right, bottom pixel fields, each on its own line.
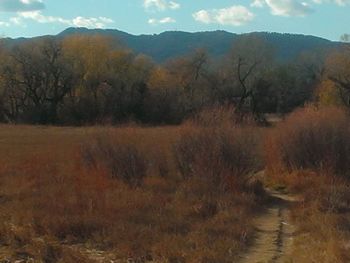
left=0, top=33, right=348, bottom=125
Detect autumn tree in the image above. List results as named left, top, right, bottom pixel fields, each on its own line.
left=104, top=52, right=154, bottom=122
left=324, top=46, right=350, bottom=106
left=315, top=79, right=344, bottom=107
left=164, top=49, right=214, bottom=115
left=61, top=35, right=117, bottom=122
left=61, top=34, right=154, bottom=123
left=143, top=67, right=184, bottom=123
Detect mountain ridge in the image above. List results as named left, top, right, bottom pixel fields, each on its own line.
left=2, top=27, right=344, bottom=63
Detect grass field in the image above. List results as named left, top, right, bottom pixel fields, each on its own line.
left=1, top=107, right=350, bottom=263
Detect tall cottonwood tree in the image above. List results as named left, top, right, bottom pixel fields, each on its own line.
left=0, top=38, right=75, bottom=123
left=325, top=46, right=350, bottom=106
left=165, top=49, right=213, bottom=115
left=62, top=35, right=154, bottom=123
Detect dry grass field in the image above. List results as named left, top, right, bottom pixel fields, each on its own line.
left=1, top=106, right=350, bottom=263
left=0, top=123, right=264, bottom=262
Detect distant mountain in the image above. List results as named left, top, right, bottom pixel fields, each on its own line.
left=2, top=27, right=344, bottom=63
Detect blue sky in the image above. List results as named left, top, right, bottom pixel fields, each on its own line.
left=0, top=0, right=348, bottom=40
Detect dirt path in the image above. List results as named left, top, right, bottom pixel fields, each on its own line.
left=238, top=188, right=300, bottom=263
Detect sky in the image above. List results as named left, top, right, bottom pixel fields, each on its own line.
left=0, top=0, right=348, bottom=41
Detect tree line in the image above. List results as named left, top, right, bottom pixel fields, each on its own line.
left=0, top=34, right=347, bottom=125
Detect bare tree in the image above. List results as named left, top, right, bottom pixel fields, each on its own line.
left=1, top=38, right=75, bottom=123
left=228, top=35, right=275, bottom=118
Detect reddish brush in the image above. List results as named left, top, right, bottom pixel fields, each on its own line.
left=266, top=106, right=350, bottom=177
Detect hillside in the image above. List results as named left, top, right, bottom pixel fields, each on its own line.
left=1, top=27, right=343, bottom=63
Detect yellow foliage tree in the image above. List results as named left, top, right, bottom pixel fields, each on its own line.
left=315, top=80, right=344, bottom=107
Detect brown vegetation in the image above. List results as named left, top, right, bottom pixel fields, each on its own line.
left=3, top=103, right=350, bottom=262
left=266, top=106, right=350, bottom=177
left=0, top=123, right=264, bottom=262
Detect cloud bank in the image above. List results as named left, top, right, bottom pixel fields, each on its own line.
left=0, top=0, right=44, bottom=12
left=7, top=10, right=113, bottom=29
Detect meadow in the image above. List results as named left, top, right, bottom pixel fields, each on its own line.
left=1, top=106, right=350, bottom=262
left=0, top=120, right=264, bottom=262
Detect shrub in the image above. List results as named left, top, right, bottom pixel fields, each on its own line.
left=173, top=126, right=262, bottom=191
left=81, top=136, right=147, bottom=187
left=188, top=105, right=255, bottom=128
left=266, top=106, right=350, bottom=177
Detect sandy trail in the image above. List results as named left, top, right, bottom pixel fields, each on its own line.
left=238, top=188, right=300, bottom=263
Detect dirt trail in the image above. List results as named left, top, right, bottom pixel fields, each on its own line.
left=238, top=188, right=300, bottom=263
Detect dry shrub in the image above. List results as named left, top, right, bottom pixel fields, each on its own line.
left=173, top=125, right=263, bottom=191
left=266, top=106, right=350, bottom=177
left=188, top=105, right=255, bottom=128
left=81, top=136, right=147, bottom=187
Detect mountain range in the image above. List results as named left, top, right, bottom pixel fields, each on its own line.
left=2, top=27, right=345, bottom=63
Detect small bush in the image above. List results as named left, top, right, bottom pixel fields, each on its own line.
left=81, top=136, right=147, bottom=187
left=266, top=106, right=350, bottom=177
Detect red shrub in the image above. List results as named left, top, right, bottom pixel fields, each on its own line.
left=173, top=126, right=262, bottom=191
left=266, top=106, right=350, bottom=177
left=81, top=136, right=147, bottom=187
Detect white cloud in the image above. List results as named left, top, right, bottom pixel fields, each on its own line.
left=168, top=1, right=180, bottom=9
left=15, top=11, right=114, bottom=28
left=266, top=0, right=313, bottom=16
left=9, top=16, right=23, bottom=25
left=251, top=0, right=266, bottom=7
left=19, top=11, right=70, bottom=24
left=193, top=6, right=255, bottom=26
left=148, top=16, right=176, bottom=25
left=250, top=0, right=313, bottom=16
left=312, top=0, right=350, bottom=5
left=72, top=16, right=113, bottom=28
left=0, top=0, right=44, bottom=12
left=193, top=10, right=212, bottom=24
left=0, top=20, right=10, bottom=26
left=143, top=0, right=180, bottom=11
